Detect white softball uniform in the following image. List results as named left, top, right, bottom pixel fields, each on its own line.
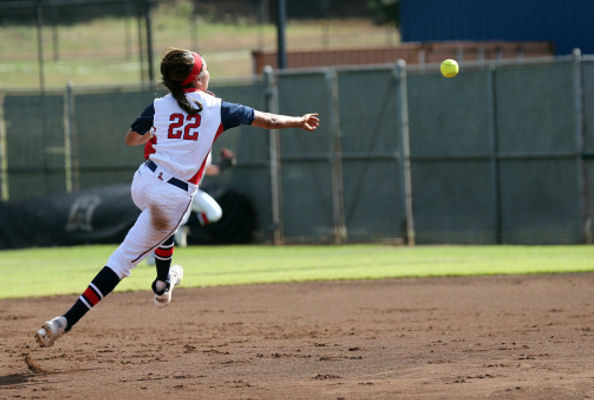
left=150, top=92, right=223, bottom=183
left=106, top=89, right=254, bottom=278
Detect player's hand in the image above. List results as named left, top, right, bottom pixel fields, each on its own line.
left=220, top=148, right=235, bottom=159
left=300, top=113, right=320, bottom=132
left=220, top=148, right=237, bottom=167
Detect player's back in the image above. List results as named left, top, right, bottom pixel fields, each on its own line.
left=150, top=89, right=222, bottom=184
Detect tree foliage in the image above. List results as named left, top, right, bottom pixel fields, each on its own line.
left=367, top=0, right=399, bottom=27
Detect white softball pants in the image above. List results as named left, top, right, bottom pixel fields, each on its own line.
left=106, top=162, right=197, bottom=279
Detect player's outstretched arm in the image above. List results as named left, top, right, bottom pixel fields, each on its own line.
left=125, top=129, right=153, bottom=146
left=251, top=111, right=319, bottom=132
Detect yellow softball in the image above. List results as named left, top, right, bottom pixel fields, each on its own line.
left=440, top=59, right=459, bottom=78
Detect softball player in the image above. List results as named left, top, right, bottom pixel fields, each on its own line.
left=35, top=47, right=320, bottom=347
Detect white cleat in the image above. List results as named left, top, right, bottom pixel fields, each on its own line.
left=35, top=316, right=67, bottom=348
left=154, top=265, right=183, bottom=308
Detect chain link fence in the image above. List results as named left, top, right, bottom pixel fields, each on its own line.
left=1, top=55, right=593, bottom=244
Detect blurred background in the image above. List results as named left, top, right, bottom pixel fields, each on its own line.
left=1, top=0, right=594, bottom=248
left=0, top=0, right=399, bottom=89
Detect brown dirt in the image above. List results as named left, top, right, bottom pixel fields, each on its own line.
left=1, top=274, right=593, bottom=399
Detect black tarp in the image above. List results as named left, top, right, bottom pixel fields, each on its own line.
left=185, top=185, right=258, bottom=245
left=0, top=184, right=256, bottom=249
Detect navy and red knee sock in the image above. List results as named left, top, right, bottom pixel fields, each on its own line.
left=63, top=266, right=120, bottom=331
left=152, top=235, right=175, bottom=295
left=62, top=236, right=176, bottom=331
left=154, top=235, right=175, bottom=281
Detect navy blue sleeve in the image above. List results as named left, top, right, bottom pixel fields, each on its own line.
left=130, top=103, right=155, bottom=134
left=220, top=101, right=255, bottom=131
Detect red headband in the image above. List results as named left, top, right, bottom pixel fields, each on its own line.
left=181, top=52, right=203, bottom=87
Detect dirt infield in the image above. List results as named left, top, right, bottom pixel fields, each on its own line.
left=1, top=274, right=593, bottom=399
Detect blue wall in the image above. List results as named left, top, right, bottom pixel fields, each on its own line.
left=399, top=0, right=593, bottom=55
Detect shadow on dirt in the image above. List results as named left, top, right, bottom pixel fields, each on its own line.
left=0, top=373, right=32, bottom=386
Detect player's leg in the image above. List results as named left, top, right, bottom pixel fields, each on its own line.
left=153, top=235, right=175, bottom=284
left=151, top=234, right=183, bottom=307
left=34, top=165, right=152, bottom=348
left=107, top=179, right=190, bottom=308
left=35, top=168, right=192, bottom=347
left=192, top=189, right=223, bottom=226
left=107, top=168, right=192, bottom=276
left=35, top=205, right=167, bottom=348
left=35, top=265, right=121, bottom=347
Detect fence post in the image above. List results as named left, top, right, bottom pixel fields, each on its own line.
left=64, top=81, right=74, bottom=193
left=143, top=0, right=155, bottom=83
left=487, top=65, right=502, bottom=243
left=326, top=69, right=346, bottom=244
left=191, top=0, right=200, bottom=51
left=394, top=60, right=415, bottom=245
left=573, top=49, right=591, bottom=244
left=35, top=0, right=46, bottom=92
left=0, top=91, right=8, bottom=201
left=276, top=0, right=287, bottom=69
left=264, top=66, right=282, bottom=245
left=136, top=0, right=146, bottom=83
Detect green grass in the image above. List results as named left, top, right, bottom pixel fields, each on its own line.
left=1, top=244, right=593, bottom=299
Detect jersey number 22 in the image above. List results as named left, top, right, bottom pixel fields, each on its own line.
left=168, top=113, right=201, bottom=141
